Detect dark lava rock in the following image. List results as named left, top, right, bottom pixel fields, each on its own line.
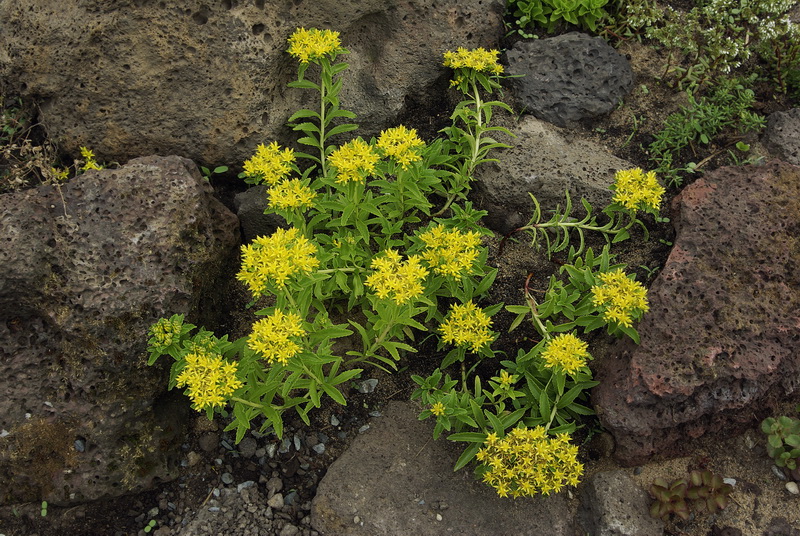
left=593, top=161, right=800, bottom=466
left=0, top=156, right=239, bottom=505
left=507, top=32, right=634, bottom=127
left=578, top=470, right=664, bottom=536
left=764, top=108, right=800, bottom=165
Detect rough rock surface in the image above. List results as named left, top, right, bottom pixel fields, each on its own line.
left=764, top=108, right=800, bottom=165
left=0, top=156, right=239, bottom=505
left=577, top=470, right=664, bottom=536
left=592, top=161, right=800, bottom=466
left=0, top=0, right=504, bottom=166
left=310, top=401, right=579, bottom=536
left=474, top=115, right=634, bottom=234
left=506, top=32, right=634, bottom=127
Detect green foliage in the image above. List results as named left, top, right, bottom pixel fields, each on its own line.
left=649, top=470, right=733, bottom=521
left=199, top=165, right=229, bottom=182
left=648, top=76, right=766, bottom=187
left=761, top=415, right=800, bottom=470
left=507, top=0, right=611, bottom=35
left=40, top=500, right=48, bottom=518
left=144, top=519, right=157, bottom=533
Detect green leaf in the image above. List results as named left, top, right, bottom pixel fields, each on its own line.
left=288, top=109, right=321, bottom=122
left=321, top=382, right=347, bottom=405
left=538, top=389, right=552, bottom=423
left=447, top=432, right=488, bottom=442
left=453, top=442, right=482, bottom=471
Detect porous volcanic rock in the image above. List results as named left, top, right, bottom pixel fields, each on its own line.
left=0, top=0, right=504, bottom=166
left=593, top=161, right=800, bottom=466
left=506, top=32, right=634, bottom=127
left=311, top=401, right=578, bottom=536
left=764, top=108, right=800, bottom=165
left=0, top=156, right=239, bottom=505
left=474, top=115, right=634, bottom=234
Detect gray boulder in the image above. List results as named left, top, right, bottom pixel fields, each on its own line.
left=0, top=155, right=239, bottom=505
left=311, top=401, right=579, bottom=536
left=578, top=470, right=664, bottom=536
left=474, top=115, right=635, bottom=234
left=0, top=0, right=504, bottom=167
left=592, top=161, right=800, bottom=466
left=764, top=108, right=800, bottom=165
left=507, top=32, right=634, bottom=127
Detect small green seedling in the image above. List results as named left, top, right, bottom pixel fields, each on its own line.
left=686, top=469, right=733, bottom=514
left=40, top=500, right=48, bottom=517
left=199, top=165, right=229, bottom=182
left=649, top=477, right=690, bottom=521
left=144, top=519, right=157, bottom=533
left=762, top=415, right=800, bottom=472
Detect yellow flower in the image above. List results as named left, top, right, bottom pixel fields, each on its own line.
left=287, top=27, right=342, bottom=64
left=376, top=125, right=425, bottom=169
left=591, top=269, right=649, bottom=328
left=243, top=142, right=295, bottom=185
left=430, top=401, right=446, bottom=416
left=328, top=138, right=380, bottom=184
left=80, top=146, right=103, bottom=171
left=496, top=369, right=517, bottom=389
left=443, top=47, right=504, bottom=75
left=439, top=301, right=493, bottom=352
left=476, top=426, right=583, bottom=498
left=268, top=179, right=316, bottom=210
left=364, top=249, right=429, bottom=305
left=236, top=227, right=319, bottom=296
left=419, top=225, right=482, bottom=277
left=612, top=168, right=665, bottom=212
left=176, top=349, right=243, bottom=410
left=248, top=309, right=306, bottom=366
left=51, top=167, right=69, bottom=182
left=540, top=333, right=591, bottom=376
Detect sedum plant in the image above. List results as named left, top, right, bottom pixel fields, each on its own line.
left=649, top=470, right=733, bottom=521
left=507, top=0, right=611, bottom=35
left=762, top=414, right=800, bottom=474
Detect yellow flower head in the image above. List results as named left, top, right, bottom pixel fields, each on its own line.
left=176, top=349, right=243, bottom=410
left=51, top=167, right=69, bottom=182
left=376, top=125, right=425, bottom=169
left=287, top=27, right=343, bottom=64
left=540, top=332, right=591, bottom=376
left=440, top=300, right=493, bottom=352
left=268, top=179, right=316, bottom=210
left=328, top=138, right=380, bottom=184
left=591, top=269, right=649, bottom=328
left=236, top=227, right=319, bottom=296
left=365, top=249, right=429, bottom=305
left=248, top=309, right=306, bottom=366
left=419, top=225, right=482, bottom=278
left=430, top=401, right=446, bottom=417
left=243, top=142, right=295, bottom=185
left=496, top=369, right=517, bottom=389
left=476, top=426, right=583, bottom=498
left=443, top=47, right=504, bottom=75
left=612, top=168, right=665, bottom=212
left=80, top=146, right=102, bottom=171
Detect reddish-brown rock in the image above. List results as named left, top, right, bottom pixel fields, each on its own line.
left=593, top=161, right=800, bottom=466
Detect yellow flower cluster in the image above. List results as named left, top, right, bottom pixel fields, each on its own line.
left=175, top=349, right=243, bottom=410
left=365, top=249, right=429, bottom=305
left=247, top=309, right=306, bottom=366
left=612, top=168, right=665, bottom=212
left=476, top=427, right=583, bottom=498
left=443, top=47, right=504, bottom=75
left=80, top=146, right=102, bottom=171
left=287, top=27, right=342, bottom=64
left=236, top=227, right=319, bottom=295
left=496, top=369, right=517, bottom=389
left=376, top=125, right=425, bottom=169
left=243, top=142, right=295, bottom=185
left=268, top=178, right=316, bottom=210
left=328, top=138, right=380, bottom=183
left=419, top=225, right=482, bottom=277
left=591, top=269, right=650, bottom=328
left=440, top=301, right=493, bottom=352
left=149, top=317, right=183, bottom=349
left=430, top=401, right=446, bottom=416
left=540, top=333, right=591, bottom=376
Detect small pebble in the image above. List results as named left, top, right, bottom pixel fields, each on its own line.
left=353, top=515, right=361, bottom=524
left=268, top=493, right=284, bottom=509
left=773, top=466, right=787, bottom=481
left=723, top=478, right=736, bottom=487
left=186, top=451, right=202, bottom=467
left=220, top=440, right=233, bottom=451
left=312, top=443, right=326, bottom=454
left=317, top=432, right=329, bottom=444
left=74, top=439, right=86, bottom=453
left=212, top=488, right=221, bottom=498
left=786, top=482, right=799, bottom=495
left=221, top=473, right=234, bottom=485
left=436, top=513, right=443, bottom=521
left=284, top=490, right=298, bottom=506
left=633, top=467, right=643, bottom=476
left=237, top=481, right=255, bottom=493
left=358, top=425, right=370, bottom=434
left=358, top=379, right=378, bottom=393
left=208, top=506, right=220, bottom=513
left=266, top=443, right=278, bottom=458
left=330, top=415, right=340, bottom=427
left=293, top=434, right=302, bottom=451
left=369, top=411, right=382, bottom=418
